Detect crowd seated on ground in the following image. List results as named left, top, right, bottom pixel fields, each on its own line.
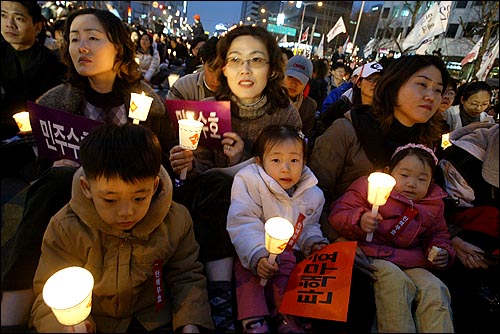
left=2, top=2, right=500, bottom=333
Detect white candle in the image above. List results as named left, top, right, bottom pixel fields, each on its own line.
left=260, top=217, right=294, bottom=286
left=12, top=111, right=32, bottom=132
left=168, top=73, right=180, bottom=88
left=366, top=172, right=396, bottom=242
left=178, top=118, right=204, bottom=180
left=441, top=133, right=451, bottom=149
left=42, top=266, right=94, bottom=332
left=129, top=92, right=153, bottom=124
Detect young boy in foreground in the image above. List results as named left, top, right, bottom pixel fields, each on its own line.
left=30, top=123, right=213, bottom=333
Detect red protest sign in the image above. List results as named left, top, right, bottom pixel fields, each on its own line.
left=279, top=241, right=357, bottom=322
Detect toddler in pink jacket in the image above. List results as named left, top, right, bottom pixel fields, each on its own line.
left=330, top=143, right=456, bottom=332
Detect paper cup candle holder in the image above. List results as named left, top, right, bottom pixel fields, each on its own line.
left=366, top=172, right=396, bottom=242
left=42, top=266, right=94, bottom=333
left=12, top=111, right=32, bottom=132
left=129, top=92, right=153, bottom=124
left=178, top=118, right=204, bottom=180
left=260, top=217, right=295, bottom=286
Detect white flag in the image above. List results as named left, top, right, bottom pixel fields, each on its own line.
left=476, top=40, right=499, bottom=81
left=327, top=16, right=347, bottom=43
left=342, top=35, right=350, bottom=52
left=416, top=36, right=434, bottom=55
left=460, top=37, right=483, bottom=66
left=315, top=34, right=325, bottom=58
left=402, top=1, right=451, bottom=51
left=363, top=38, right=376, bottom=59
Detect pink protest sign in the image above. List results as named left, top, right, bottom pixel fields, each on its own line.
left=165, top=100, right=231, bottom=149
left=27, top=101, right=103, bottom=163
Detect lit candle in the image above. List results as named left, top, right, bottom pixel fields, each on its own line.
left=42, top=267, right=94, bottom=333
left=168, top=73, right=180, bottom=88
left=178, top=117, right=204, bottom=180
left=129, top=91, right=153, bottom=124
left=441, top=133, right=451, bottom=149
left=12, top=111, right=32, bottom=132
left=260, top=217, right=294, bottom=286
left=366, top=172, right=396, bottom=242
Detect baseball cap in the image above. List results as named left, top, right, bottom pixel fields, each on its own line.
left=193, top=14, right=201, bottom=20
left=286, top=55, right=313, bottom=85
left=353, top=61, right=383, bottom=78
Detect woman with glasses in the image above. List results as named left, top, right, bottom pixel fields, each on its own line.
left=442, top=80, right=495, bottom=131
left=168, top=25, right=301, bottom=333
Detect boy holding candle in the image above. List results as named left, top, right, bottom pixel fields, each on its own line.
left=329, top=143, right=456, bottom=332
left=29, top=123, right=213, bottom=333
left=1, top=8, right=178, bottom=328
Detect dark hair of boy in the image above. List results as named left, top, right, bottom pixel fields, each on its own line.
left=80, top=123, right=162, bottom=182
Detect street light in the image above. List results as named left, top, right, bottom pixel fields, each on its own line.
left=260, top=8, right=284, bottom=26
left=296, top=1, right=322, bottom=49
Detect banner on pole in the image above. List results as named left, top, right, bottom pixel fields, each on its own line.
left=327, top=16, right=347, bottom=43
left=476, top=40, right=499, bottom=81
left=402, top=1, right=451, bottom=51
left=300, top=26, right=309, bottom=43
left=363, top=38, right=376, bottom=58
left=315, top=34, right=325, bottom=58
left=460, top=37, right=483, bottom=66
left=415, top=36, right=434, bottom=55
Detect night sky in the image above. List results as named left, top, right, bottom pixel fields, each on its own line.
left=186, top=1, right=243, bottom=34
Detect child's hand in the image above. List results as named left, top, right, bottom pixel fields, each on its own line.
left=257, top=256, right=278, bottom=280
left=430, top=248, right=449, bottom=269
left=182, top=324, right=200, bottom=333
left=311, top=243, right=328, bottom=253
left=360, top=211, right=382, bottom=235
left=62, top=320, right=94, bottom=333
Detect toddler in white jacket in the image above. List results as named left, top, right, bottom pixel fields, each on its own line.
left=227, top=125, right=328, bottom=333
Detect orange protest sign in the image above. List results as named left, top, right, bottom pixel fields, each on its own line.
left=279, top=241, right=357, bottom=322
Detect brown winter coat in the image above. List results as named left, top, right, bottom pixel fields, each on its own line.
left=30, top=167, right=213, bottom=332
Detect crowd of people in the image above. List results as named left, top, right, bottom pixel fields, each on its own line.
left=1, top=1, right=499, bottom=333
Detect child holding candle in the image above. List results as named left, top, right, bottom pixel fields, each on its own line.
left=227, top=125, right=329, bottom=333
left=168, top=25, right=302, bottom=332
left=30, top=123, right=213, bottom=333
left=1, top=8, right=177, bottom=327
left=329, top=143, right=456, bottom=332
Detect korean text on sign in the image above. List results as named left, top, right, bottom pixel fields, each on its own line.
left=279, top=241, right=357, bottom=322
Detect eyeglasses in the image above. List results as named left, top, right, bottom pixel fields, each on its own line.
left=225, top=56, right=269, bottom=69
left=363, top=76, right=379, bottom=84
left=464, top=101, right=490, bottom=109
